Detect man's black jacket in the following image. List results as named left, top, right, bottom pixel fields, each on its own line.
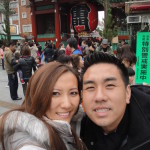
left=80, top=85, right=150, bottom=150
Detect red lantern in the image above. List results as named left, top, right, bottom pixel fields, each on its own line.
left=71, top=3, right=98, bottom=33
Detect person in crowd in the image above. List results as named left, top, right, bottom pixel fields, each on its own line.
left=35, top=56, right=43, bottom=68
left=0, top=62, right=87, bottom=150
left=51, top=40, right=56, bottom=49
left=12, top=48, right=25, bottom=84
left=71, top=54, right=84, bottom=74
left=96, top=39, right=113, bottom=55
left=16, top=42, right=21, bottom=52
left=20, top=39, right=28, bottom=55
left=120, top=45, right=135, bottom=61
left=128, top=67, right=135, bottom=85
left=80, top=52, right=150, bottom=150
left=58, top=42, right=65, bottom=56
left=83, top=40, right=95, bottom=56
left=67, top=37, right=82, bottom=55
left=36, top=42, right=42, bottom=55
left=44, top=43, right=55, bottom=63
left=0, top=44, right=4, bottom=70
left=121, top=49, right=136, bottom=69
left=3, top=41, right=22, bottom=100
left=121, top=39, right=126, bottom=47
left=13, top=45, right=37, bottom=95
left=28, top=41, right=38, bottom=59
left=57, top=54, right=73, bottom=67
left=116, top=43, right=122, bottom=59
left=65, top=46, right=72, bottom=56
left=80, top=40, right=87, bottom=53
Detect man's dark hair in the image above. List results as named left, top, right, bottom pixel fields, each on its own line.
left=82, top=52, right=129, bottom=87
left=67, top=37, right=78, bottom=49
left=128, top=67, right=135, bottom=76
left=57, top=54, right=73, bottom=65
left=8, top=41, right=16, bottom=47
left=28, top=41, right=34, bottom=47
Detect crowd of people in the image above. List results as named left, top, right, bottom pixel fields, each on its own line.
left=0, top=37, right=150, bottom=150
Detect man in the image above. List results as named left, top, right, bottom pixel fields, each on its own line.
left=96, top=39, right=113, bottom=55
left=67, top=37, right=82, bottom=55
left=80, top=52, right=150, bottom=150
left=28, top=41, right=38, bottom=59
left=121, top=39, right=126, bottom=47
left=4, top=41, right=22, bottom=100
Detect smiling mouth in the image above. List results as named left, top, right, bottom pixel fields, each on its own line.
left=56, top=112, right=70, bottom=118
left=94, top=108, right=111, bottom=117
left=95, top=108, right=110, bottom=113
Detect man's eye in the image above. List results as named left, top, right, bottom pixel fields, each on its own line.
left=85, top=87, right=94, bottom=90
left=52, top=92, right=60, bottom=96
left=106, top=84, right=115, bottom=88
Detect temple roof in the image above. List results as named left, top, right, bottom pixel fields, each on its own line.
left=29, top=0, right=104, bottom=11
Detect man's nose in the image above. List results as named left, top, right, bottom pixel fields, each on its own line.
left=94, top=87, right=107, bottom=103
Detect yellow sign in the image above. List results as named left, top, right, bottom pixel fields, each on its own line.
left=10, top=25, right=17, bottom=35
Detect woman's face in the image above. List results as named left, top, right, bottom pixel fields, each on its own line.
left=46, top=71, right=80, bottom=123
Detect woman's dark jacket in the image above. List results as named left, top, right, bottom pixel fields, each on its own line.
left=80, top=85, right=150, bottom=150
left=44, top=47, right=54, bottom=62
left=13, top=56, right=37, bottom=81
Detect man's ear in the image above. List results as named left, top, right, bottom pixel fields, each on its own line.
left=126, top=85, right=131, bottom=104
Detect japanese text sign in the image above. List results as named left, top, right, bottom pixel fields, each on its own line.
left=135, top=32, right=150, bottom=84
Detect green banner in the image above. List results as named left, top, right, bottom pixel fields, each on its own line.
left=36, top=5, right=54, bottom=11
left=135, top=32, right=150, bottom=84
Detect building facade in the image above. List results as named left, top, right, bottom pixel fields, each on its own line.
left=125, top=0, right=150, bottom=52
left=0, top=0, right=32, bottom=40
left=29, top=0, right=103, bottom=47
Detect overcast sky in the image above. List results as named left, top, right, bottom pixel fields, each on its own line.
left=98, top=11, right=104, bottom=22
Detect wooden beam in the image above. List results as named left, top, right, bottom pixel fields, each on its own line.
left=55, top=3, right=61, bottom=48
left=35, top=9, right=54, bottom=15
left=37, top=37, right=55, bottom=42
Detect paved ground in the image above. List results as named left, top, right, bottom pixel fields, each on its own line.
left=0, top=65, right=24, bottom=115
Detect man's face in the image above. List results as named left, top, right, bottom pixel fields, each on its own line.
left=82, top=63, right=131, bottom=133
left=102, top=44, right=107, bottom=49
left=121, top=41, right=125, bottom=46
left=10, top=44, right=16, bottom=53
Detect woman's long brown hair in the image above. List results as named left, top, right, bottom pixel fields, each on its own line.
left=0, top=62, right=87, bottom=150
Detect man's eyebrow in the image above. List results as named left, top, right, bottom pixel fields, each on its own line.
left=104, top=77, right=117, bottom=82
left=83, top=77, right=117, bottom=85
left=83, top=80, right=94, bottom=85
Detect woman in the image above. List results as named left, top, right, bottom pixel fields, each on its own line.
left=13, top=45, right=37, bottom=95
left=58, top=42, right=65, bottom=56
left=0, top=62, right=87, bottom=150
left=71, top=54, right=84, bottom=74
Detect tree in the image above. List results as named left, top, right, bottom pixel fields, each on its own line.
left=103, top=8, right=119, bottom=42
left=0, top=0, right=15, bottom=43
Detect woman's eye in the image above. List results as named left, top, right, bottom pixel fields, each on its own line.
left=70, top=91, right=78, bottom=96
left=52, top=92, right=60, bottom=96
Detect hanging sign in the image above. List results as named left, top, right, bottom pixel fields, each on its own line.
left=71, top=3, right=98, bottom=33
left=135, top=32, right=150, bottom=84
